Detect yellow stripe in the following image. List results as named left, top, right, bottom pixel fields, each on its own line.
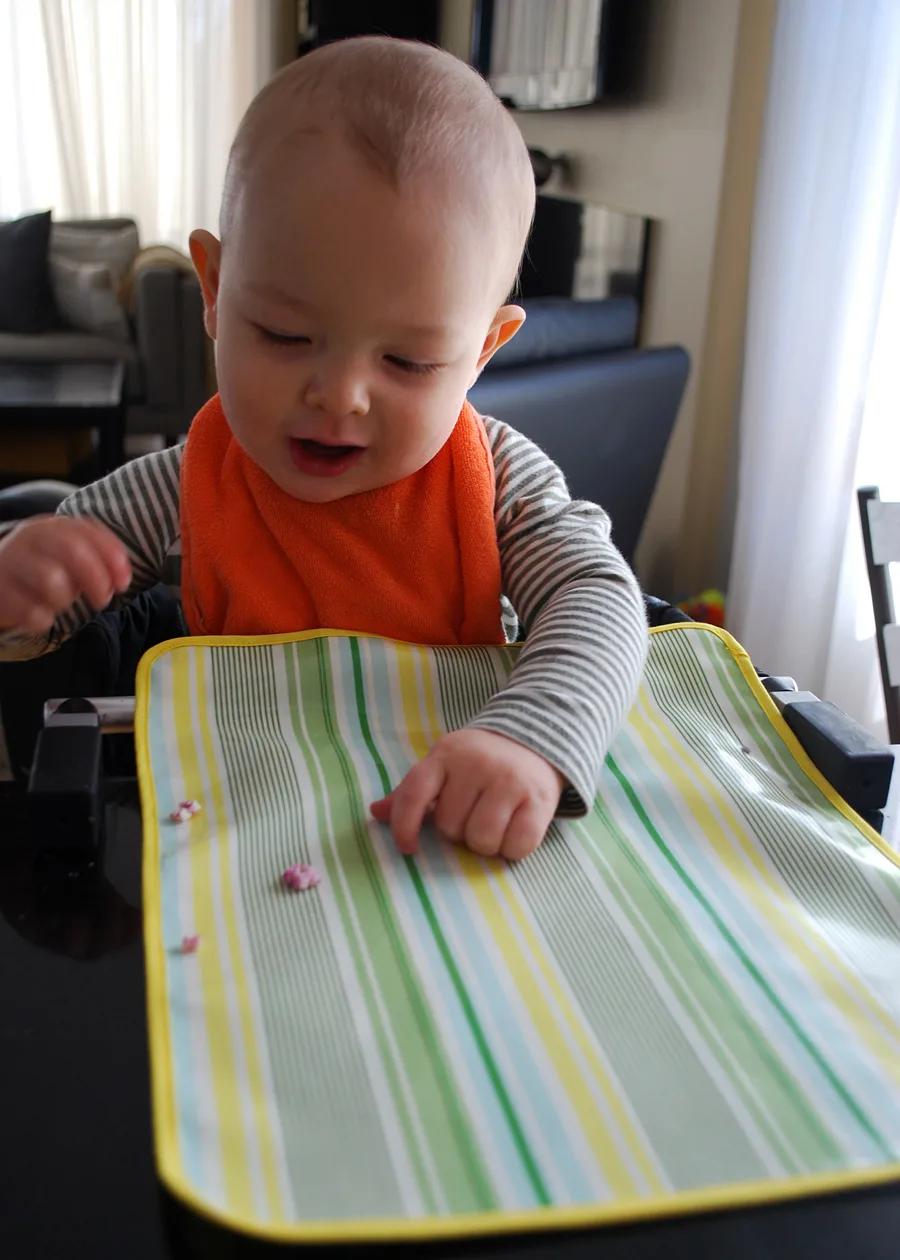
left=170, top=647, right=284, bottom=1217
left=454, top=851, right=643, bottom=1196
left=410, top=646, right=655, bottom=1195
left=417, top=644, right=443, bottom=748
left=396, top=643, right=432, bottom=760
left=490, top=864, right=664, bottom=1193
left=191, top=646, right=287, bottom=1217
left=138, top=648, right=181, bottom=1196
left=171, top=646, right=253, bottom=1211
left=630, top=682, right=900, bottom=1082
left=652, top=624, right=899, bottom=863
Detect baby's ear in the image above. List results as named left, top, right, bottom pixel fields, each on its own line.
left=474, top=305, right=526, bottom=378
left=189, top=230, right=222, bottom=340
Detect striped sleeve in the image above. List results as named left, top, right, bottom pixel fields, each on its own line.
left=0, top=445, right=184, bottom=661
left=469, top=415, right=649, bottom=815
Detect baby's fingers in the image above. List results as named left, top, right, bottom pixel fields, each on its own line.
left=0, top=575, right=58, bottom=632
left=79, top=518, right=132, bottom=592
left=374, top=757, right=447, bottom=855
left=32, top=520, right=131, bottom=612
left=462, top=787, right=517, bottom=858
left=499, top=799, right=554, bottom=863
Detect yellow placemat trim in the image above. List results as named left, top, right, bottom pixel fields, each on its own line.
left=138, top=624, right=900, bottom=1242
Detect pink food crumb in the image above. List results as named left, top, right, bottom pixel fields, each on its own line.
left=170, top=799, right=202, bottom=824
left=181, top=935, right=200, bottom=954
left=282, top=863, right=322, bottom=892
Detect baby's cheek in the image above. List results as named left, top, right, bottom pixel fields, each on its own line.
left=225, top=342, right=291, bottom=420
left=401, top=390, right=464, bottom=460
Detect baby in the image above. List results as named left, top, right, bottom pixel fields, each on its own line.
left=0, top=38, right=648, bottom=859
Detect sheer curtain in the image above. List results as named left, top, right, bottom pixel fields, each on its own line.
left=0, top=0, right=288, bottom=248
left=728, top=0, right=900, bottom=742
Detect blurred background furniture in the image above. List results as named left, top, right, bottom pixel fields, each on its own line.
left=0, top=217, right=209, bottom=453
left=859, top=486, right=900, bottom=743
left=0, top=361, right=125, bottom=480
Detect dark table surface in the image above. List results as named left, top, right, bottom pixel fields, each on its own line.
left=4, top=777, right=900, bottom=1260
left=0, top=360, right=126, bottom=409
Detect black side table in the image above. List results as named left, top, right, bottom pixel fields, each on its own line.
left=0, top=360, right=127, bottom=478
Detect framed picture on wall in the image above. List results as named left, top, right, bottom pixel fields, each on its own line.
left=472, top=0, right=650, bottom=110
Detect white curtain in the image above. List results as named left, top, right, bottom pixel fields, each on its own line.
left=0, top=0, right=287, bottom=248
left=728, top=0, right=900, bottom=743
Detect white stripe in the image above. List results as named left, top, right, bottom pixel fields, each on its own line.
left=570, top=810, right=788, bottom=1176
left=481, top=858, right=668, bottom=1193
left=184, top=646, right=270, bottom=1215
left=198, top=647, right=297, bottom=1217
left=271, top=643, right=431, bottom=1216
left=390, top=644, right=592, bottom=1202
left=636, top=677, right=900, bottom=1041
left=343, top=637, right=524, bottom=1207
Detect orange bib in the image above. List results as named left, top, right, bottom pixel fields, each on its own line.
left=180, top=395, right=504, bottom=645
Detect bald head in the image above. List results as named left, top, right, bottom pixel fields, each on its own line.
left=221, top=37, right=536, bottom=302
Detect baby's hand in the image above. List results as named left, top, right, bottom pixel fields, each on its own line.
left=0, top=516, right=132, bottom=633
left=370, top=729, right=563, bottom=862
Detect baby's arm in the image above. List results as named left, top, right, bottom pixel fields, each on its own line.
left=468, top=417, right=648, bottom=812
left=0, top=446, right=184, bottom=661
left=372, top=417, right=648, bottom=859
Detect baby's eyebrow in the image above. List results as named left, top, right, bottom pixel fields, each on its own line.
left=393, top=322, right=454, bottom=341
left=243, top=281, right=311, bottom=311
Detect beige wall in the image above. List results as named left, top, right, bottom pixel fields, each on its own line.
left=513, top=0, right=747, bottom=595
left=677, top=0, right=775, bottom=596
left=443, top=0, right=774, bottom=598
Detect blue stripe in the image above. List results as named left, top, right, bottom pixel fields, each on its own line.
left=337, top=638, right=540, bottom=1207
left=346, top=637, right=603, bottom=1205
left=610, top=721, right=900, bottom=1156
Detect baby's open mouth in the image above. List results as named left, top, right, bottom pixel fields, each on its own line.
left=298, top=440, right=360, bottom=460
left=288, top=437, right=365, bottom=478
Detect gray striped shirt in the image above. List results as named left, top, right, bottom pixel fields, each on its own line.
left=0, top=416, right=648, bottom=811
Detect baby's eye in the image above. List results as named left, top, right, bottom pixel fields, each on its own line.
left=385, top=355, right=440, bottom=375
left=256, top=326, right=311, bottom=347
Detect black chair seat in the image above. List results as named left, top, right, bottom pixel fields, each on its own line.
left=0, top=480, right=77, bottom=522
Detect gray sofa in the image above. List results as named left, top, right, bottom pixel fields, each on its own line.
left=0, top=218, right=210, bottom=441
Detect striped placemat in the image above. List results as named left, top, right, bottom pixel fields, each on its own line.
left=137, top=625, right=900, bottom=1244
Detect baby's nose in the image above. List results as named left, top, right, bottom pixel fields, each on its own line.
left=304, top=361, right=369, bottom=416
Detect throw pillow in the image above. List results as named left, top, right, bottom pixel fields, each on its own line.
left=50, top=221, right=140, bottom=285
left=0, top=210, right=59, bottom=334
left=48, top=253, right=131, bottom=341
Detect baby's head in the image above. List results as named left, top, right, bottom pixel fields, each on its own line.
left=190, top=37, right=535, bottom=501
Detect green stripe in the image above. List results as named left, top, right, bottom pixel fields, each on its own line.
left=283, top=642, right=442, bottom=1214
left=583, top=794, right=821, bottom=1172
left=212, top=647, right=406, bottom=1217
left=349, top=638, right=550, bottom=1207
left=647, top=636, right=900, bottom=953
left=607, top=751, right=892, bottom=1159
left=511, top=835, right=772, bottom=1187
left=690, top=630, right=900, bottom=919
left=317, top=640, right=497, bottom=1212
